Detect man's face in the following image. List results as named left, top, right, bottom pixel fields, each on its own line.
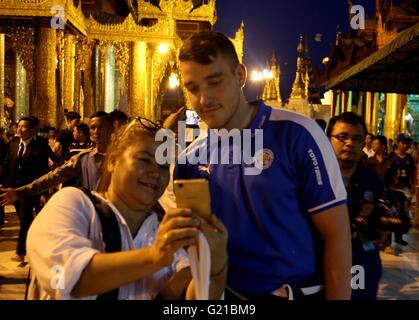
left=180, top=55, right=245, bottom=129
left=372, top=139, right=385, bottom=154
left=89, top=117, right=113, bottom=147
left=365, top=134, right=373, bottom=147
left=17, top=120, right=36, bottom=140
left=69, top=118, right=81, bottom=130
left=330, top=121, right=365, bottom=163
left=73, top=127, right=81, bottom=142
left=397, top=140, right=411, bottom=153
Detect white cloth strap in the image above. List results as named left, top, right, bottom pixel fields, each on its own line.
left=187, top=231, right=211, bottom=300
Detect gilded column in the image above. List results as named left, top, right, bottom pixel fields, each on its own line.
left=63, top=33, right=75, bottom=111
left=35, top=28, right=57, bottom=126
left=99, top=44, right=107, bottom=111
left=330, top=90, right=336, bottom=118
left=145, top=43, right=155, bottom=120
left=335, top=91, right=341, bottom=116
left=384, top=93, right=399, bottom=139
left=83, top=44, right=95, bottom=119
left=347, top=91, right=353, bottom=112
left=0, top=34, right=4, bottom=126
left=400, top=102, right=407, bottom=133
left=130, top=41, right=147, bottom=117
left=371, top=93, right=379, bottom=135
left=365, top=92, right=372, bottom=133
left=340, top=91, right=348, bottom=112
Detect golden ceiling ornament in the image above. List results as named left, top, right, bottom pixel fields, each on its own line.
left=138, top=0, right=217, bottom=25
left=2, top=25, right=35, bottom=84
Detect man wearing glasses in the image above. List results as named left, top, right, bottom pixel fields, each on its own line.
left=327, top=112, right=385, bottom=300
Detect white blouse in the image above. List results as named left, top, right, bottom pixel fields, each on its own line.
left=26, top=187, right=189, bottom=300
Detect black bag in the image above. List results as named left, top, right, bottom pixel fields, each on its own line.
left=80, top=187, right=121, bottom=300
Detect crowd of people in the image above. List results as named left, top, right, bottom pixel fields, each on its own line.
left=0, top=31, right=417, bottom=300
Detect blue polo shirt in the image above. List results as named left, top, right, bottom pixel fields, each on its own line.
left=174, top=101, right=347, bottom=294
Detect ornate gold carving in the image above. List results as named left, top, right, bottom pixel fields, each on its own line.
left=1, top=26, right=35, bottom=83
left=113, top=41, right=130, bottom=81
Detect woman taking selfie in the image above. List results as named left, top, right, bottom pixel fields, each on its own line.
left=26, top=118, right=228, bottom=300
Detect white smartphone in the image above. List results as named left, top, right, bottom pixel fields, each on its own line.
left=174, top=179, right=212, bottom=221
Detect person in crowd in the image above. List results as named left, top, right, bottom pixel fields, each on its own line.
left=161, top=31, right=352, bottom=300
left=362, top=132, right=375, bottom=159
left=388, top=138, right=395, bottom=154
left=366, top=135, right=392, bottom=185
left=2, top=116, right=52, bottom=263
left=0, top=112, right=114, bottom=206
left=56, top=111, right=81, bottom=161
left=0, top=135, right=6, bottom=226
left=410, top=141, right=418, bottom=165
left=47, top=127, right=62, bottom=162
left=387, top=133, right=416, bottom=246
left=109, top=109, right=129, bottom=130
left=327, top=112, right=384, bottom=300
left=26, top=118, right=228, bottom=300
left=69, top=123, right=94, bottom=158
left=315, top=119, right=327, bottom=132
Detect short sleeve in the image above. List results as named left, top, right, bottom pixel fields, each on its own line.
left=294, top=123, right=347, bottom=215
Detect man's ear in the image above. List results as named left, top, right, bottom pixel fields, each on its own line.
left=236, top=63, right=247, bottom=89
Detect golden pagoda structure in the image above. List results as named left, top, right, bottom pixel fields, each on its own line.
left=0, top=0, right=244, bottom=127
left=287, top=35, right=318, bottom=117
left=262, top=52, right=281, bottom=106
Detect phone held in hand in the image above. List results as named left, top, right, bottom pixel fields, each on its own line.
left=174, top=179, right=212, bottom=221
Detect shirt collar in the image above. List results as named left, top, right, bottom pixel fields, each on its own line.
left=245, top=100, right=271, bottom=130
left=20, top=136, right=33, bottom=146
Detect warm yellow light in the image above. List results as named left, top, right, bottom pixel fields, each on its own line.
left=251, top=70, right=263, bottom=81
left=158, top=43, right=169, bottom=54
left=169, top=73, right=179, bottom=89
left=263, top=69, right=273, bottom=79
left=252, top=69, right=273, bottom=81
left=322, top=57, right=330, bottom=64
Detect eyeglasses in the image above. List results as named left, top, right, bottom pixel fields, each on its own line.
left=329, top=133, right=365, bottom=144
left=118, top=117, right=162, bottom=141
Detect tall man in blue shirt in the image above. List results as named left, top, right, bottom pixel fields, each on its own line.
left=162, top=31, right=352, bottom=300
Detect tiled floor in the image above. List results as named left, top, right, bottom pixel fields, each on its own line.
left=1, top=205, right=418, bottom=300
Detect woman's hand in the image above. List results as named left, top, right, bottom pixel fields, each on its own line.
left=197, top=215, right=228, bottom=277
left=150, top=208, right=200, bottom=268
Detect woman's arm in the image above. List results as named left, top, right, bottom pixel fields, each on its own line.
left=73, top=208, right=199, bottom=298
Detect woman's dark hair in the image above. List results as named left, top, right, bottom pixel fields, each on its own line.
left=179, top=31, right=240, bottom=70
left=326, top=112, right=367, bottom=137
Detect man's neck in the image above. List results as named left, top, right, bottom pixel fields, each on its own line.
left=396, top=149, right=406, bottom=158
left=224, top=96, right=257, bottom=131
left=339, top=160, right=358, bottom=186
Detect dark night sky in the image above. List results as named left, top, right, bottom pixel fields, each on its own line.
left=214, top=0, right=378, bottom=102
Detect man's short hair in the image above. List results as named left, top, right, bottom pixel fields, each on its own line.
left=326, top=112, right=367, bottom=137
left=110, top=109, right=129, bottom=123
left=315, top=119, right=327, bottom=131
left=179, top=31, right=240, bottom=69
left=66, top=111, right=81, bottom=121
left=19, top=116, right=37, bottom=128
left=373, top=135, right=387, bottom=147
left=89, top=111, right=113, bottom=126
left=75, top=123, right=90, bottom=136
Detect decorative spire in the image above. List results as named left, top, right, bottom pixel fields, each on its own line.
left=290, top=35, right=306, bottom=100
left=262, top=52, right=281, bottom=104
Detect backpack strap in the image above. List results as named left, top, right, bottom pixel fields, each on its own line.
left=79, top=187, right=121, bottom=300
